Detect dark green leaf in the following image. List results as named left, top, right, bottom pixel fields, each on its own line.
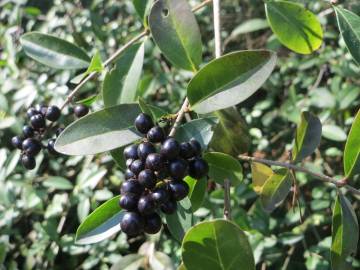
left=138, top=98, right=168, bottom=121
left=20, top=32, right=90, bottom=69
left=55, top=104, right=142, bottom=155
left=182, top=220, right=255, bottom=270
left=184, top=176, right=207, bottom=212
left=344, top=110, right=360, bottom=178
left=132, top=0, right=153, bottom=26
left=187, top=50, right=277, bottom=114
left=110, top=146, right=127, bottom=171
left=149, top=0, right=202, bottom=71
left=265, top=0, right=323, bottom=54
left=43, top=177, right=74, bottom=190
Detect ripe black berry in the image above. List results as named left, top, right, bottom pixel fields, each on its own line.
left=125, top=169, right=135, bottom=180
left=155, top=168, right=169, bottom=180
left=56, top=128, right=64, bottom=137
left=145, top=153, right=165, bottom=171
left=147, top=126, right=165, bottom=143
left=45, top=105, right=61, bottom=122
left=130, top=159, right=145, bottom=175
left=22, top=125, right=34, bottom=138
left=126, top=159, right=134, bottom=168
left=74, top=104, right=89, bottom=118
left=138, top=169, right=156, bottom=189
left=134, top=113, right=154, bottom=134
left=22, top=138, right=42, bottom=156
left=161, top=138, right=180, bottom=160
left=137, top=142, right=155, bottom=160
left=151, top=188, right=170, bottom=205
left=120, top=212, right=144, bottom=236
left=21, top=154, right=36, bottom=170
left=30, top=114, right=45, bottom=130
left=47, top=139, right=58, bottom=155
left=11, top=136, right=23, bottom=149
left=36, top=104, right=48, bottom=116
left=190, top=139, right=202, bottom=156
left=27, top=107, right=40, bottom=118
left=179, top=142, right=195, bottom=159
left=123, top=144, right=138, bottom=160
left=189, top=158, right=209, bottom=179
left=169, top=158, right=188, bottom=180
left=121, top=179, right=143, bottom=195
left=161, top=199, right=177, bottom=215
left=169, top=181, right=189, bottom=201
left=119, top=194, right=139, bottom=211
left=144, top=213, right=162, bottom=234
left=138, top=195, right=156, bottom=215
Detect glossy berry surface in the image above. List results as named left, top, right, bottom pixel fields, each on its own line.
left=189, top=158, right=209, bottom=179
left=138, top=169, right=156, bottom=189
left=121, top=180, right=143, bottom=195
left=120, top=212, right=144, bottom=236
left=22, top=138, right=41, bottom=156
left=130, top=159, right=145, bottom=175
left=145, top=153, right=165, bottom=171
left=27, top=107, right=40, bottom=118
left=11, top=136, right=23, bottom=149
left=147, top=126, right=165, bottom=143
left=134, top=113, right=153, bottom=134
left=169, top=181, right=189, bottom=201
left=125, top=169, right=135, bottom=180
left=137, top=142, right=155, bottom=160
left=21, top=155, right=36, bottom=170
left=74, top=104, right=89, bottom=118
left=119, top=194, right=139, bottom=211
left=169, top=158, right=188, bottom=180
left=161, top=138, right=180, bottom=160
left=47, top=139, right=57, bottom=155
left=23, top=125, right=34, bottom=138
left=179, top=142, right=195, bottom=159
left=138, top=195, right=156, bottom=215
left=161, top=199, right=177, bottom=215
left=190, top=139, right=202, bottom=156
left=151, top=188, right=169, bottom=205
left=36, top=104, right=48, bottom=116
left=30, top=114, right=46, bottom=130
left=123, top=144, right=138, bottom=160
left=144, top=213, right=162, bottom=234
left=45, top=105, right=61, bottom=121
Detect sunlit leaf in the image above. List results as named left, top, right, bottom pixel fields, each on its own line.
left=251, top=162, right=273, bottom=194
left=344, top=110, right=360, bottom=178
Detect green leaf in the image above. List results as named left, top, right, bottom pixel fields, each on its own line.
left=251, top=162, right=273, bottom=194
left=110, top=146, right=127, bottom=171
left=322, top=125, right=347, bottom=142
left=43, top=177, right=74, bottom=190
left=111, top=254, right=145, bottom=270
left=331, top=194, right=359, bottom=270
left=187, top=50, right=277, bottom=114
left=344, top=110, right=360, bottom=178
left=230, top=18, right=269, bottom=37
left=203, top=152, right=243, bottom=186
left=149, top=0, right=202, bottom=71
left=165, top=197, right=193, bottom=242
left=265, top=0, right=323, bottom=54
left=184, top=176, right=207, bottom=212
left=55, top=104, right=142, bottom=155
left=76, top=196, right=124, bottom=245
left=85, top=51, right=103, bottom=73
left=334, top=6, right=360, bottom=65
left=260, top=168, right=291, bottom=213
left=20, top=32, right=90, bottom=69
left=103, top=43, right=144, bottom=106
left=138, top=98, right=168, bottom=121
left=75, top=95, right=98, bottom=106
left=132, top=0, right=153, bottom=26
left=292, top=111, right=322, bottom=163
left=182, top=219, right=255, bottom=270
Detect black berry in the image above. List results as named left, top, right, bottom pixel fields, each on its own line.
left=138, top=169, right=156, bottom=189
left=145, top=153, right=165, bottom=171
left=120, top=212, right=144, bottom=236
left=144, top=213, right=162, bottom=234
left=137, top=142, right=155, bottom=160
left=125, top=169, right=135, bottom=180
left=138, top=195, right=156, bottom=215
left=147, top=126, right=165, bottom=143
left=190, top=139, right=202, bottom=156
left=121, top=179, right=143, bottom=195
left=74, top=104, right=89, bottom=118
left=151, top=188, right=170, bottom=205
left=11, top=136, right=23, bottom=149
left=21, top=154, right=36, bottom=170
left=27, top=107, right=40, bottom=118
left=189, top=158, right=209, bottom=179
left=134, top=113, right=154, bottom=134
left=47, top=139, right=58, bottom=155
left=155, top=168, right=169, bottom=180
left=126, top=159, right=134, bottom=168
left=161, top=138, right=180, bottom=160
left=169, top=181, right=189, bottom=201
left=23, top=125, right=34, bottom=138
left=36, top=104, right=48, bottom=116
left=45, top=105, right=61, bottom=122
left=130, top=159, right=145, bottom=175
left=161, top=199, right=177, bottom=215
left=169, top=158, right=188, bottom=180
left=179, top=142, right=195, bottom=159
left=22, top=138, right=42, bottom=156
left=123, top=144, right=138, bottom=160
left=30, top=114, right=45, bottom=130
left=119, top=194, right=139, bottom=211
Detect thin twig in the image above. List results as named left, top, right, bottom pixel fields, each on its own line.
left=168, top=98, right=189, bottom=137
left=223, top=179, right=231, bottom=220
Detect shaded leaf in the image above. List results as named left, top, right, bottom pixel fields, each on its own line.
left=132, top=0, right=153, bottom=26
left=138, top=98, right=168, bottom=121
left=251, top=162, right=273, bottom=194
left=43, top=177, right=74, bottom=190
left=344, top=110, right=360, bottom=178
left=184, top=176, right=207, bottom=211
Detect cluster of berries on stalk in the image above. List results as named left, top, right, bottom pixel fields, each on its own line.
left=11, top=104, right=89, bottom=170
left=120, top=113, right=209, bottom=237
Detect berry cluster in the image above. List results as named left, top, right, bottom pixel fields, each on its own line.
left=11, top=104, right=89, bottom=170
left=119, top=113, right=209, bottom=236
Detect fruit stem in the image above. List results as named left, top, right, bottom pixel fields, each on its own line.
left=168, top=98, right=189, bottom=137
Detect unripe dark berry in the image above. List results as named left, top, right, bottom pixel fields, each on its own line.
left=161, top=138, right=180, bottom=160
left=45, top=105, right=61, bottom=122
left=161, top=199, right=177, bottom=215
left=74, top=104, right=89, bottom=118
left=134, top=113, right=154, bottom=134
left=27, top=107, right=40, bottom=118
left=130, top=159, right=145, bottom=175
left=125, top=169, right=135, bottom=180
left=35, top=104, right=48, bottom=116
left=138, top=195, right=156, bottom=215
left=123, top=144, right=138, bottom=160
left=121, top=179, right=143, bottom=195
left=145, top=153, right=165, bottom=171
left=144, top=213, right=162, bottom=234
left=179, top=142, right=195, bottom=159
left=11, top=136, right=23, bottom=149
left=190, top=139, right=202, bottom=156
left=47, top=139, right=58, bottom=155
left=169, top=158, right=188, bottom=180
left=22, top=138, right=41, bottom=156
left=151, top=188, right=170, bottom=205
left=30, top=114, right=46, bottom=130
left=138, top=169, right=156, bottom=189
left=120, top=212, right=144, bottom=236
left=56, top=128, right=64, bottom=137
left=147, top=126, right=165, bottom=143
left=119, top=194, right=139, bottom=211
left=189, top=158, right=209, bottom=179
left=137, top=142, right=155, bottom=160
left=23, top=125, right=34, bottom=138
left=169, top=181, right=189, bottom=201
left=21, top=154, right=36, bottom=170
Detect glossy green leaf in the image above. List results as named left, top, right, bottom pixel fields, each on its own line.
left=187, top=50, right=277, bottom=114
left=132, top=0, right=153, bottom=26
left=260, top=168, right=291, bottom=213
left=251, top=162, right=273, bottom=194
left=75, top=95, right=98, bottom=106
left=165, top=197, right=193, bottom=242
left=331, top=194, right=359, bottom=270
left=265, top=0, right=323, bottom=54
left=334, top=6, right=360, bottom=64
left=85, top=51, right=103, bottom=73
left=55, top=104, right=142, bottom=155
left=43, top=177, right=74, bottom=190
left=76, top=195, right=124, bottom=245
left=149, top=0, right=202, bottom=71
left=184, top=176, right=207, bottom=211
left=20, top=32, right=90, bottom=69
left=322, top=125, right=347, bottom=142
left=344, top=110, right=360, bottom=178
left=203, top=152, right=243, bottom=186
left=103, top=43, right=144, bottom=106
left=292, top=111, right=322, bottom=163
left=182, top=220, right=255, bottom=270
